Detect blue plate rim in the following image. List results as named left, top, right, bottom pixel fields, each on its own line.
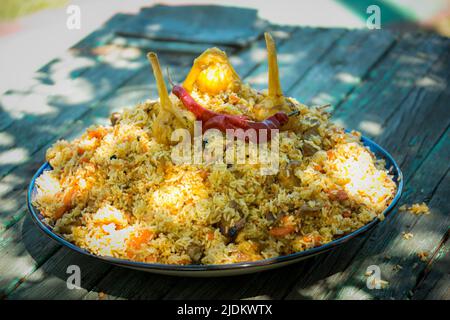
left=27, top=134, right=403, bottom=272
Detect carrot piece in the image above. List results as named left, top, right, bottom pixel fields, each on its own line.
left=141, top=143, right=149, bottom=152
left=269, top=225, right=295, bottom=237
left=177, top=258, right=191, bottom=265
left=281, top=215, right=291, bottom=224
left=54, top=205, right=68, bottom=220
left=327, top=150, right=335, bottom=160
left=229, top=93, right=240, bottom=104
left=88, top=127, right=107, bottom=139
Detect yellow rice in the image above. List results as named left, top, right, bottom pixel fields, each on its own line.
left=33, top=67, right=396, bottom=266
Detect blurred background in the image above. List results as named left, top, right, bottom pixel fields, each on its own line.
left=0, top=0, right=449, bottom=95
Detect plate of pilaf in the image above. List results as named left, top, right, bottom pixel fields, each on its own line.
left=28, top=33, right=403, bottom=276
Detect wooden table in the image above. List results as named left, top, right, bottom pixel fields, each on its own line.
left=0, top=5, right=448, bottom=300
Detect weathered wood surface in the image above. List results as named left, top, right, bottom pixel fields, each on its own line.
left=0, top=5, right=448, bottom=300
left=117, top=4, right=268, bottom=46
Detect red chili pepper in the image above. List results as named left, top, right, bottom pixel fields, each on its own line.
left=172, top=84, right=291, bottom=143
left=172, top=85, right=219, bottom=122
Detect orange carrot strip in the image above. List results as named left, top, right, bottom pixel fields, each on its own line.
left=269, top=225, right=295, bottom=237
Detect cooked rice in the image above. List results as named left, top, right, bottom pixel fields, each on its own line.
left=33, top=55, right=397, bottom=265
left=399, top=202, right=430, bottom=215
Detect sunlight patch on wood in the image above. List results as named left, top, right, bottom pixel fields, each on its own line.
left=277, top=52, right=297, bottom=64
left=51, top=77, right=96, bottom=105
left=336, top=72, right=360, bottom=84
left=2, top=91, right=57, bottom=118
left=249, top=47, right=267, bottom=62
left=47, top=55, right=95, bottom=82
left=415, top=75, right=445, bottom=90
left=0, top=132, right=14, bottom=147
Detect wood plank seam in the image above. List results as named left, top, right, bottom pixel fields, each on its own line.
left=39, top=27, right=344, bottom=300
